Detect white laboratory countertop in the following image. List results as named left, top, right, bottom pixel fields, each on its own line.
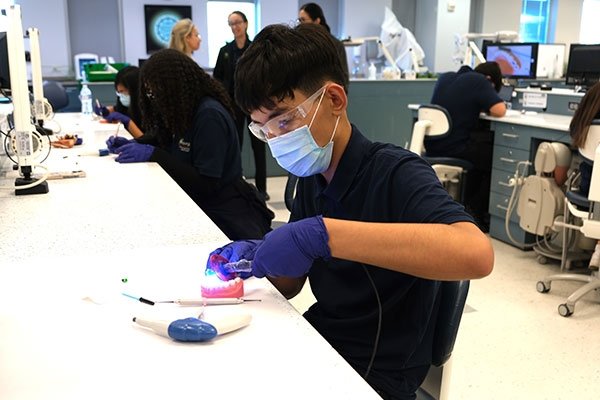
left=515, top=86, right=584, bottom=97
left=408, top=103, right=571, bottom=132
left=0, top=113, right=381, bottom=399
left=482, top=110, right=572, bottom=131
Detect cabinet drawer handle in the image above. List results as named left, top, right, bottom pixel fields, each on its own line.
left=499, top=157, right=517, bottom=163
left=502, top=133, right=519, bottom=138
left=496, top=205, right=509, bottom=211
left=498, top=181, right=512, bottom=187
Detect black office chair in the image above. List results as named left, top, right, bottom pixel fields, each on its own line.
left=42, top=80, right=69, bottom=111
left=409, top=105, right=474, bottom=204
left=417, top=280, right=470, bottom=400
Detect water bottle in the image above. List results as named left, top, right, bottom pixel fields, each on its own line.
left=79, top=84, right=93, bottom=118
left=368, top=62, right=377, bottom=80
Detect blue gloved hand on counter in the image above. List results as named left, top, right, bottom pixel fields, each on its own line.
left=206, top=240, right=262, bottom=279
left=252, top=215, right=330, bottom=278
left=104, top=111, right=131, bottom=128
left=106, top=136, right=132, bottom=153
left=93, top=103, right=109, bottom=117
left=115, top=142, right=154, bottom=163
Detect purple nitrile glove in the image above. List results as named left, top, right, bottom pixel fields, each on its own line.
left=106, top=136, right=132, bottom=153
left=115, top=142, right=154, bottom=163
left=251, top=215, right=330, bottom=278
left=93, top=103, right=109, bottom=117
left=104, top=111, right=131, bottom=128
left=205, top=240, right=262, bottom=280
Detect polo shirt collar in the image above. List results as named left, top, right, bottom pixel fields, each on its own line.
left=321, top=124, right=371, bottom=202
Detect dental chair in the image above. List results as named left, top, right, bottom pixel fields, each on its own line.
left=536, top=122, right=600, bottom=317
left=409, top=105, right=473, bottom=204
left=417, top=280, right=470, bottom=400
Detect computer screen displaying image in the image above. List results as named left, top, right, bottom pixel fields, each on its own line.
left=482, top=42, right=539, bottom=79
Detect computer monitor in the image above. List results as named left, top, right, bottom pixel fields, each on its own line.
left=565, top=44, right=600, bottom=88
left=482, top=42, right=539, bottom=79
left=536, top=43, right=565, bottom=78
left=0, top=32, right=10, bottom=90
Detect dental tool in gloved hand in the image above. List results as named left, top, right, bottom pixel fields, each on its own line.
left=132, top=313, right=252, bottom=341
left=208, top=253, right=253, bottom=281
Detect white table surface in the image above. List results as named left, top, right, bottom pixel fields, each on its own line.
left=407, top=103, right=571, bottom=132
left=0, top=113, right=381, bottom=399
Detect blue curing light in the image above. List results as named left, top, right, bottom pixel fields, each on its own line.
left=133, top=317, right=218, bottom=342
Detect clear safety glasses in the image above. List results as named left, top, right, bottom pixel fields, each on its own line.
left=248, top=85, right=327, bottom=142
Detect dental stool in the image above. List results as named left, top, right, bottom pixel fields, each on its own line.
left=409, top=105, right=473, bottom=204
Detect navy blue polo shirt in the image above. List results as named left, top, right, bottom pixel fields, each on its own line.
left=425, top=66, right=502, bottom=156
left=291, top=126, right=474, bottom=394
left=169, top=96, right=241, bottom=186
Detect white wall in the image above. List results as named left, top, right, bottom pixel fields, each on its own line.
left=434, top=0, right=471, bottom=72
left=416, top=0, right=471, bottom=73
left=415, top=0, right=438, bottom=71
left=18, top=0, right=71, bottom=76
left=340, top=0, right=392, bottom=39
left=553, top=0, right=583, bottom=46
left=479, top=0, right=520, bottom=34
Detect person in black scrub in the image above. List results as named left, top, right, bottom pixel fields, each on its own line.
left=298, top=2, right=349, bottom=81
left=213, top=10, right=269, bottom=201
left=106, top=49, right=273, bottom=240
left=425, top=62, right=507, bottom=231
left=206, top=24, right=494, bottom=399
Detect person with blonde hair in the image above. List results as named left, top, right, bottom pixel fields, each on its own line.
left=169, top=18, right=201, bottom=56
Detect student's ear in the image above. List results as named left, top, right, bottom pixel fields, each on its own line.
left=325, top=84, right=347, bottom=115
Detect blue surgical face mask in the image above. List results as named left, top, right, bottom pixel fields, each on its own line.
left=267, top=92, right=340, bottom=177
left=117, top=93, right=131, bottom=107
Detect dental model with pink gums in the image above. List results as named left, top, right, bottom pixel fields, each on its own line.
left=201, top=254, right=253, bottom=298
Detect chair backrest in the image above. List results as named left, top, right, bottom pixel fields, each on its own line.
left=431, top=280, right=470, bottom=367
left=578, top=120, right=600, bottom=162
left=409, top=104, right=452, bottom=155
left=284, top=173, right=298, bottom=212
left=42, top=80, right=69, bottom=111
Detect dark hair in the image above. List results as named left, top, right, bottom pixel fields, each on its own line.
left=299, top=3, right=330, bottom=33
left=570, top=82, right=600, bottom=148
left=139, top=49, right=233, bottom=146
left=114, top=66, right=142, bottom=126
left=474, top=61, right=503, bottom=92
left=229, top=10, right=247, bottom=23
left=234, top=23, right=348, bottom=114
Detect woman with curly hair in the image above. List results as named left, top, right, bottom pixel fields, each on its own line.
left=106, top=49, right=273, bottom=240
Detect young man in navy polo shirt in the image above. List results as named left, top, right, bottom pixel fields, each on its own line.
left=207, top=24, right=494, bottom=399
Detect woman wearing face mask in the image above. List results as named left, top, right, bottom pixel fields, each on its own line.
left=94, top=66, right=144, bottom=139
left=213, top=11, right=269, bottom=201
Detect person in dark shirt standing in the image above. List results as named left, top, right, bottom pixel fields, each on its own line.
left=298, top=2, right=349, bottom=80
left=425, top=62, right=507, bottom=231
left=213, top=11, right=269, bottom=201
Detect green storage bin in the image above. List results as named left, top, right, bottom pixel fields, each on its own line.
left=83, top=63, right=129, bottom=82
